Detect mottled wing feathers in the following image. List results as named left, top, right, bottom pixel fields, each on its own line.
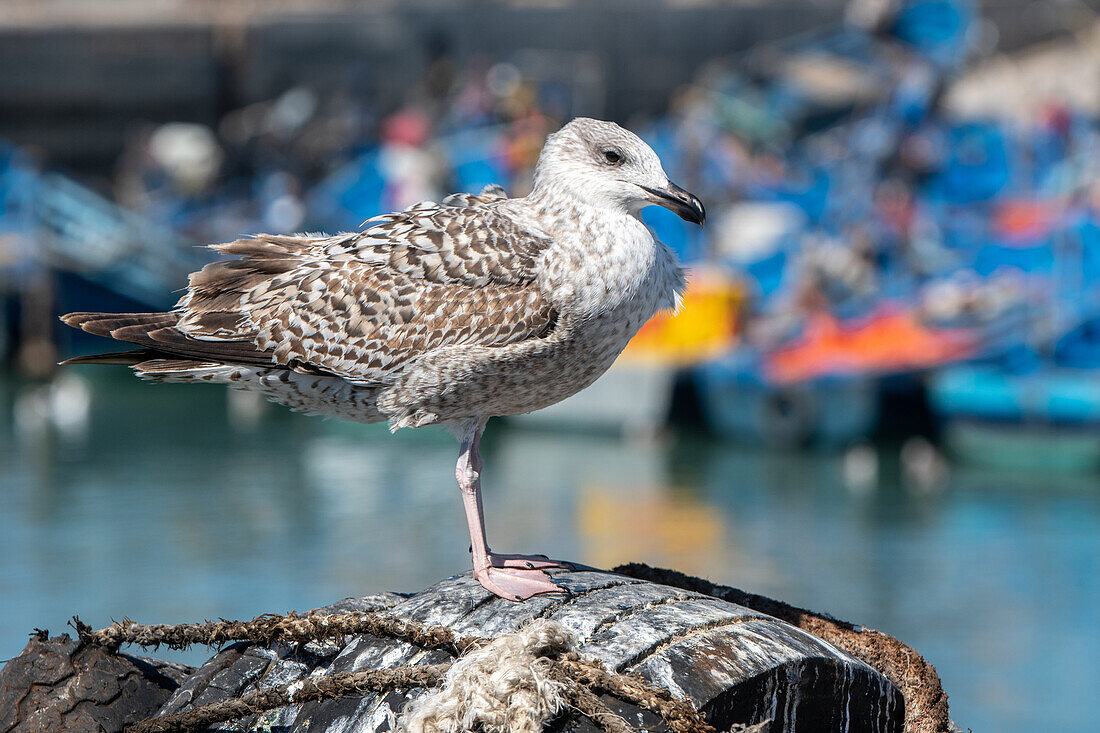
left=69, top=192, right=558, bottom=385
left=241, top=260, right=556, bottom=382
left=350, top=197, right=549, bottom=288
left=220, top=201, right=556, bottom=384
left=440, top=183, right=506, bottom=208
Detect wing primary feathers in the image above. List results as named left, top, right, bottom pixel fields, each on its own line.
left=60, top=311, right=276, bottom=369
left=60, top=349, right=159, bottom=366
left=61, top=190, right=560, bottom=385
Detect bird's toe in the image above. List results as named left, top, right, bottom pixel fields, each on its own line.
left=474, top=566, right=566, bottom=602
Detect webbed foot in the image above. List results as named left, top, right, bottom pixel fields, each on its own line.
left=474, top=566, right=567, bottom=602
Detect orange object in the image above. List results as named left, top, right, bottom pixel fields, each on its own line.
left=994, top=199, right=1058, bottom=242
left=766, top=304, right=975, bottom=384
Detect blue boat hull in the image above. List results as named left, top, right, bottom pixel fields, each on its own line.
left=929, top=365, right=1100, bottom=470
left=697, top=359, right=879, bottom=447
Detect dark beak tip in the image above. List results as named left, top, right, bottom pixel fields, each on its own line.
left=644, top=182, right=706, bottom=227
left=681, top=194, right=706, bottom=227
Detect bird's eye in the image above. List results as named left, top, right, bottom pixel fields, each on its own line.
left=602, top=148, right=623, bottom=165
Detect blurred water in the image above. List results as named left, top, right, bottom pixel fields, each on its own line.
left=1, top=369, right=1098, bottom=733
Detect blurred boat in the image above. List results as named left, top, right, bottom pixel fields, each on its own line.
left=696, top=351, right=878, bottom=447
left=930, top=362, right=1100, bottom=424
left=620, top=268, right=744, bottom=367
left=711, top=201, right=805, bottom=299
left=929, top=362, right=1100, bottom=472
left=696, top=306, right=976, bottom=446
left=924, top=299, right=1100, bottom=471
left=765, top=306, right=976, bottom=383
left=1, top=140, right=204, bottom=311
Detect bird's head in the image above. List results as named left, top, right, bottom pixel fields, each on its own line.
left=532, top=117, right=705, bottom=226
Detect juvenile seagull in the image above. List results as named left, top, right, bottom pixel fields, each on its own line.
left=62, top=118, right=705, bottom=601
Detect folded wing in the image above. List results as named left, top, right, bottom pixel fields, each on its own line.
left=65, top=191, right=559, bottom=384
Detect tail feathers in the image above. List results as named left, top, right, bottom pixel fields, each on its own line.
left=60, top=349, right=158, bottom=366
left=61, top=312, right=176, bottom=338
left=61, top=309, right=274, bottom=368
left=60, top=350, right=223, bottom=375
left=134, top=358, right=226, bottom=375
left=139, top=325, right=273, bottom=367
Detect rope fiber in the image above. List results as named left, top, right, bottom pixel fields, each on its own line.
left=74, top=606, right=715, bottom=733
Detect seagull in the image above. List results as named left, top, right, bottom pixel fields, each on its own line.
left=61, top=118, right=705, bottom=601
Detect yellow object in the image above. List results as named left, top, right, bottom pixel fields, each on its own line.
left=578, top=486, right=726, bottom=578
left=620, top=266, right=743, bottom=367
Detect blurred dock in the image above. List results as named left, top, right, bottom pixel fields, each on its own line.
left=0, top=0, right=847, bottom=171
left=2, top=0, right=1090, bottom=172
left=5, top=0, right=1100, bottom=471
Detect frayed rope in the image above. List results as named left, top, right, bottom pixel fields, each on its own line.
left=76, top=610, right=713, bottom=733
left=72, top=608, right=477, bottom=656
left=128, top=666, right=448, bottom=733
left=401, top=619, right=574, bottom=733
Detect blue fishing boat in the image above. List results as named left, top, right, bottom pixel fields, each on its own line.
left=928, top=361, right=1100, bottom=471
left=695, top=351, right=878, bottom=447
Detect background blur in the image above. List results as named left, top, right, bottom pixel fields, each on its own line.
left=2, top=1, right=1099, bottom=731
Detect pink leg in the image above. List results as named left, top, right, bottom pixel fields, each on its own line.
left=455, top=422, right=566, bottom=601
left=464, top=435, right=570, bottom=571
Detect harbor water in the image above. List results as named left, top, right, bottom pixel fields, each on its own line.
left=1, top=368, right=1096, bottom=733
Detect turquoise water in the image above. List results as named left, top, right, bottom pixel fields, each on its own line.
left=1, top=369, right=1097, bottom=732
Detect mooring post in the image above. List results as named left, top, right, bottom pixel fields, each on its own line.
left=0, top=568, right=915, bottom=733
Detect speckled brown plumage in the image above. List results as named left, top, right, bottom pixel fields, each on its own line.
left=62, top=183, right=567, bottom=426
left=181, top=193, right=556, bottom=384
left=62, top=118, right=705, bottom=601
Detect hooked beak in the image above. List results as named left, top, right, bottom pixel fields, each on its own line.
left=640, top=181, right=706, bottom=226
